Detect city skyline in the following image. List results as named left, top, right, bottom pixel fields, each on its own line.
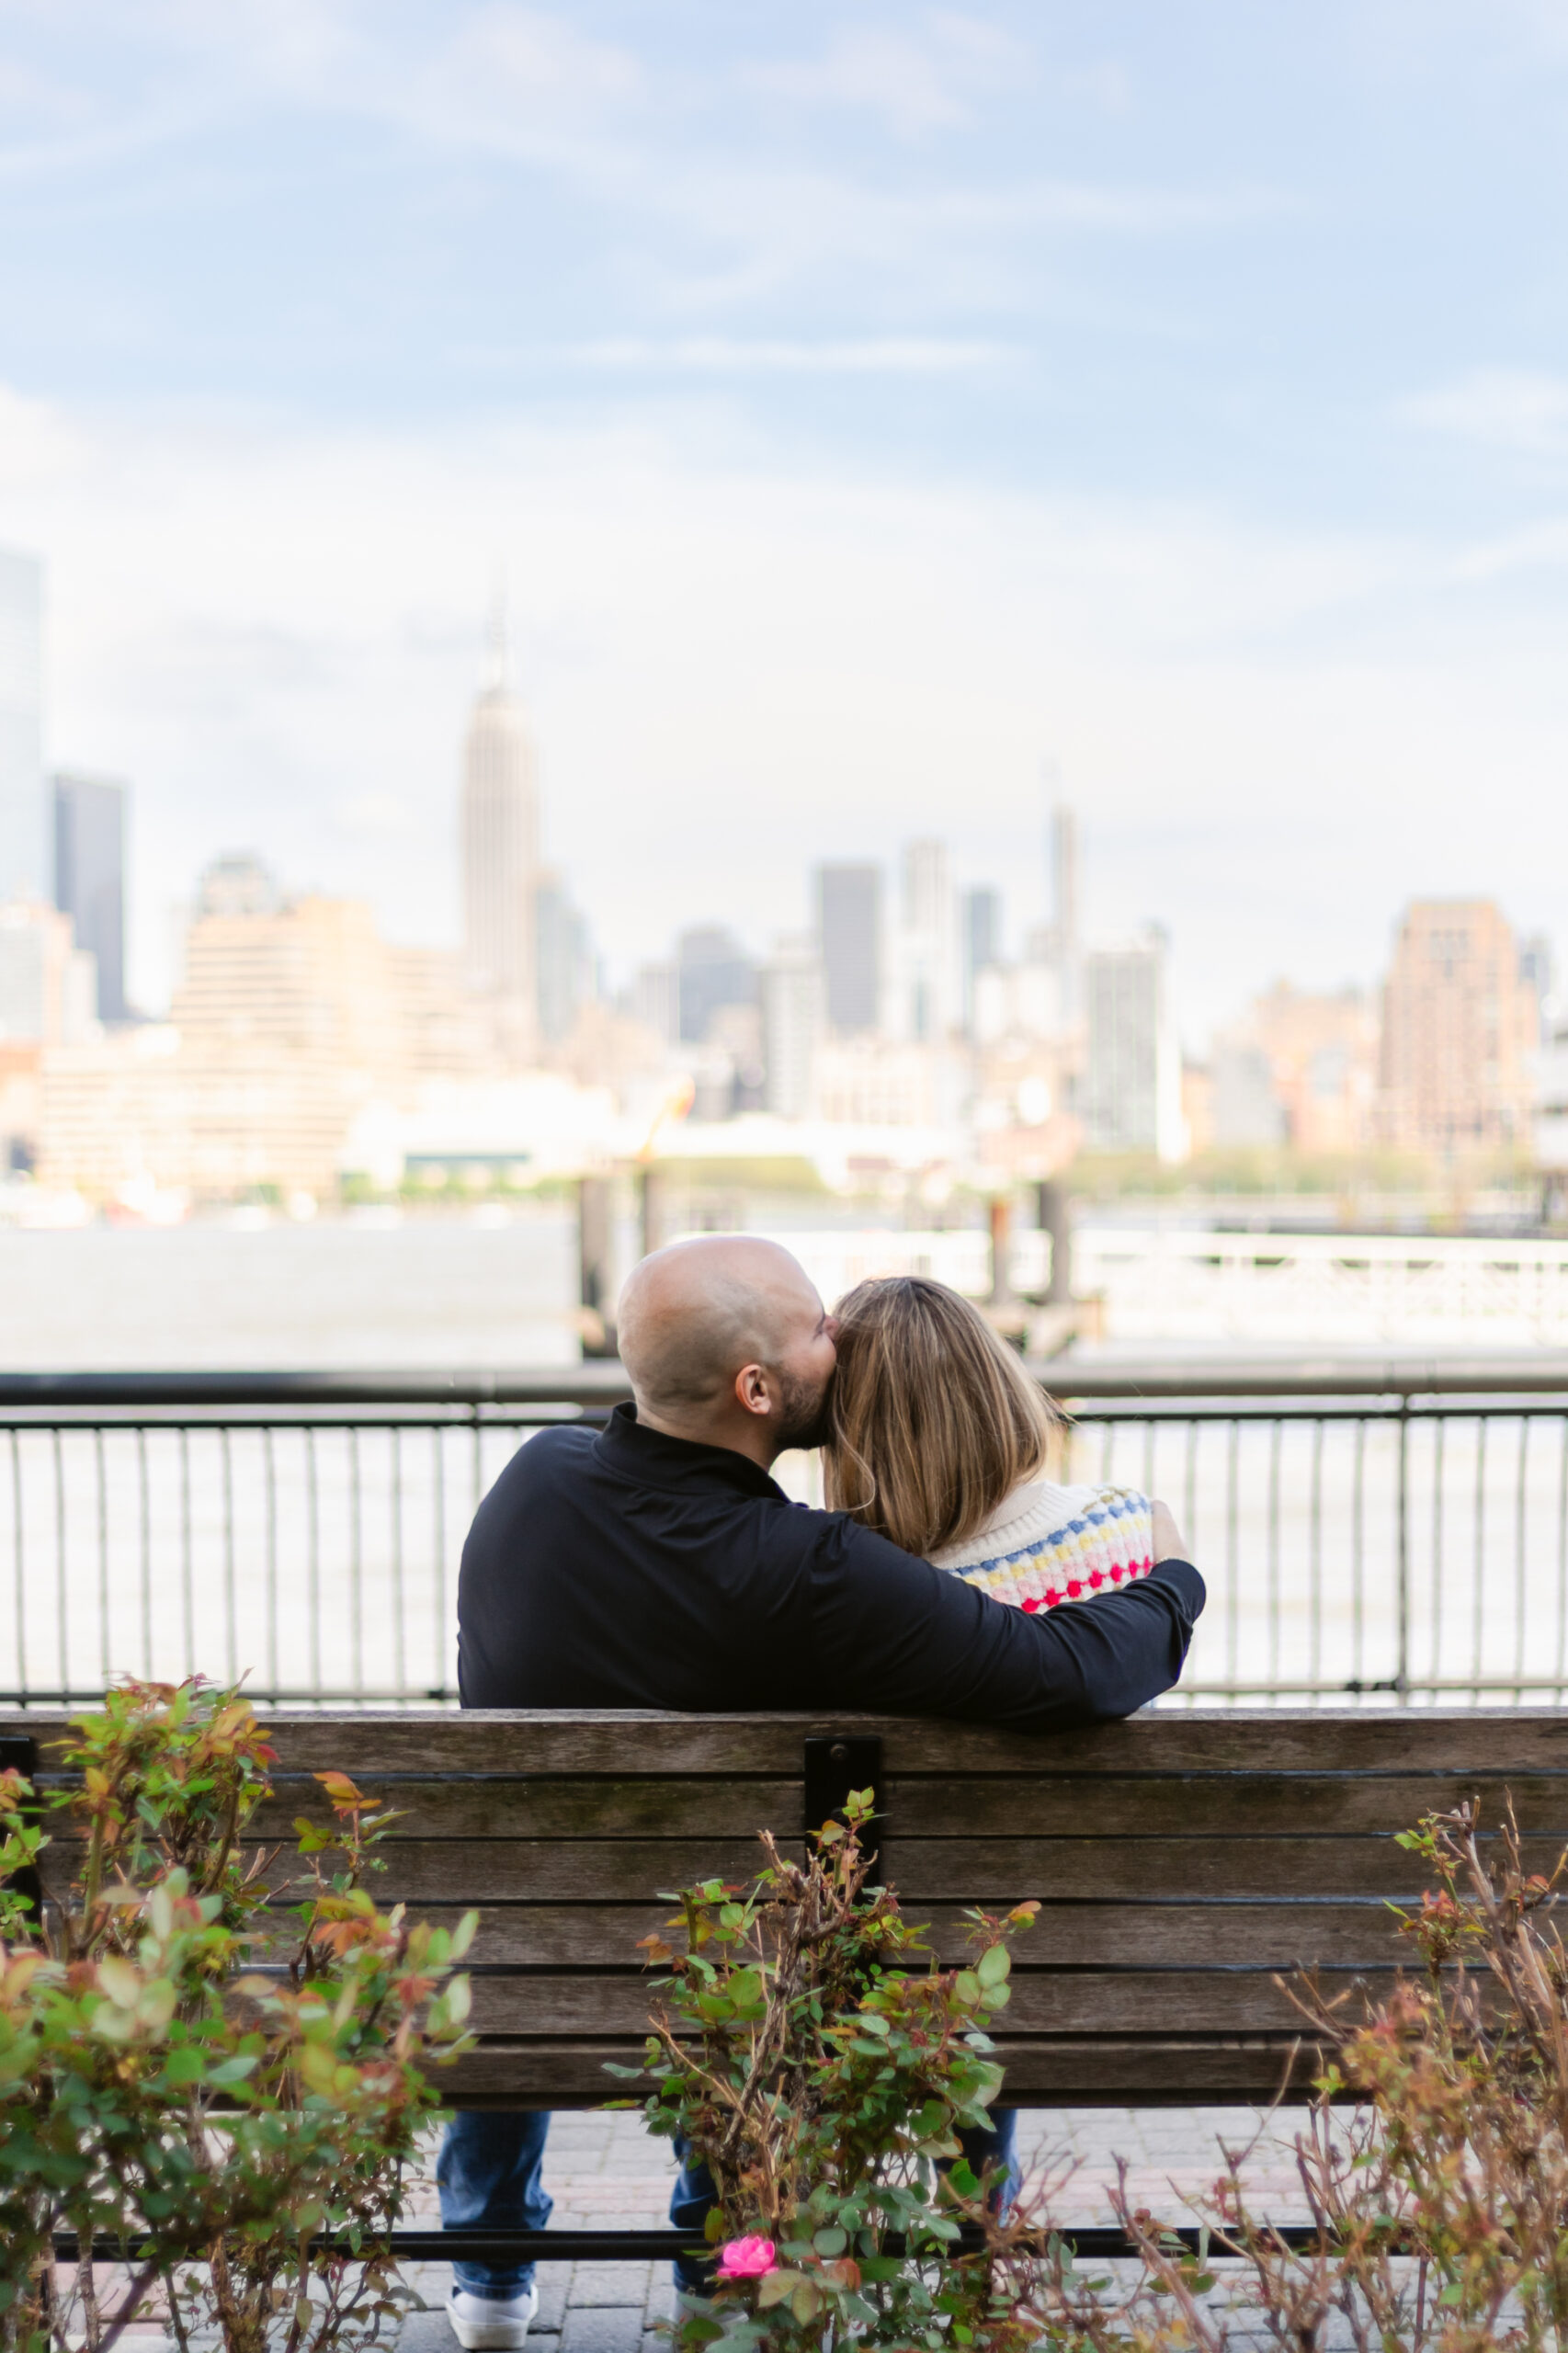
left=7, top=557, right=1562, bottom=1082
left=5, top=659, right=1558, bottom=1192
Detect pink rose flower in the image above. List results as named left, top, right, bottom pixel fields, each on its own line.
left=717, top=2235, right=778, bottom=2280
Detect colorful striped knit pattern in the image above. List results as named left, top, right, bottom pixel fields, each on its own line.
left=928, top=1480, right=1154, bottom=1616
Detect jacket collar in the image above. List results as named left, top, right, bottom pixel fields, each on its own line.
left=594, top=1401, right=787, bottom=1501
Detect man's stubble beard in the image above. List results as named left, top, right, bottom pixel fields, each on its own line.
left=775, top=1363, right=837, bottom=1454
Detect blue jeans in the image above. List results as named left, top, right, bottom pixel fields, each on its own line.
left=438, top=2109, right=553, bottom=2297
left=440, top=2108, right=1018, bottom=2297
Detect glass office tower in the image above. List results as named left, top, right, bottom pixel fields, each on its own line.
left=53, top=771, right=128, bottom=1020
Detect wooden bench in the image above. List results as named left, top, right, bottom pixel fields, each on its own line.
left=9, top=1705, right=1566, bottom=2261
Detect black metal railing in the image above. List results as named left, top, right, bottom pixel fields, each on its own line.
left=2, top=1358, right=1566, bottom=1707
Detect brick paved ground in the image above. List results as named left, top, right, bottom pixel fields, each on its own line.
left=394, top=2105, right=1317, bottom=2353
left=98, top=2106, right=1359, bottom=2351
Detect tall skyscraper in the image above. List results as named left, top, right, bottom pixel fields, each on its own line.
left=535, top=871, right=594, bottom=1045
left=0, top=548, right=43, bottom=904
left=460, top=608, right=539, bottom=1040
left=761, top=937, right=825, bottom=1120
left=629, top=961, right=678, bottom=1046
left=814, top=863, right=881, bottom=1034
left=1045, top=802, right=1080, bottom=1020
left=896, top=838, right=960, bottom=1042
left=961, top=886, right=1002, bottom=1035
left=676, top=925, right=756, bottom=1044
left=52, top=771, right=128, bottom=1020
left=1379, top=900, right=1540, bottom=1160
left=1081, top=928, right=1184, bottom=1161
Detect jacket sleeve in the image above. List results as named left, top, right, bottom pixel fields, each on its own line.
left=808, top=1518, right=1205, bottom=1730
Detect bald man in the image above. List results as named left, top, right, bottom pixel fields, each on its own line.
left=439, top=1237, right=1205, bottom=2344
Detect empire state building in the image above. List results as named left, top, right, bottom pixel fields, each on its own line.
left=460, top=608, right=539, bottom=1048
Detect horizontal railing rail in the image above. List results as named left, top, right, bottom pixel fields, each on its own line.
left=0, top=1366, right=637, bottom=1410
left=48, top=2222, right=1328, bottom=2265
left=2, top=1355, right=1567, bottom=1406
left=3, top=1358, right=1567, bottom=1710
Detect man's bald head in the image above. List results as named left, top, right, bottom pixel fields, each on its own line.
left=619, top=1236, right=825, bottom=1419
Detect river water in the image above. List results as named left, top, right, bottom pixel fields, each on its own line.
left=0, top=1211, right=580, bottom=1370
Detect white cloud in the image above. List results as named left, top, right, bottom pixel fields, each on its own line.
left=0, top=1, right=646, bottom=182
left=0, top=383, right=87, bottom=488
left=1403, top=367, right=1568, bottom=456
left=0, top=1, right=1270, bottom=319
left=743, top=15, right=1026, bottom=137
left=1446, top=517, right=1568, bottom=582
left=574, top=336, right=1008, bottom=375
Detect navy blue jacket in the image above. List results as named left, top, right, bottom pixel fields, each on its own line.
left=458, top=1403, right=1203, bottom=1729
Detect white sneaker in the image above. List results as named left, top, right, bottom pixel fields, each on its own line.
left=448, top=2287, right=540, bottom=2349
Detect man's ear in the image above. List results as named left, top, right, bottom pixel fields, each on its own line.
left=734, top=1363, right=771, bottom=1418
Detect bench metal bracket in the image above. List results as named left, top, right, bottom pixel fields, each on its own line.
left=803, top=1733, right=882, bottom=1879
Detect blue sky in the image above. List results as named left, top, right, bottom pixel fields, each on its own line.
left=2, top=0, right=1568, bottom=1029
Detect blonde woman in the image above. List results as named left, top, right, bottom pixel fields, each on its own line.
left=819, top=1269, right=1195, bottom=2220
left=824, top=1273, right=1176, bottom=1614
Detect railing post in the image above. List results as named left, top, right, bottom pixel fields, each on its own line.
left=1396, top=1397, right=1411, bottom=1698
left=577, top=1176, right=618, bottom=1358
left=639, top=1164, right=664, bottom=1259
left=1037, top=1179, right=1073, bottom=1305
left=987, top=1195, right=1013, bottom=1305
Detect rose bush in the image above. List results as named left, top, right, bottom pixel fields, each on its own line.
left=0, top=1678, right=475, bottom=2353
left=619, top=1790, right=1040, bottom=2351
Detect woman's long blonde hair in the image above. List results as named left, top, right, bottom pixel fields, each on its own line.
left=823, top=1275, right=1059, bottom=1557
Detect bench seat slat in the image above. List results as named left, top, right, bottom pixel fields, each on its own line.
left=457, top=1969, right=1398, bottom=2037
left=12, top=1710, right=1568, bottom=1779
left=37, top=1834, right=1554, bottom=1905
left=216, top=1899, right=1413, bottom=1972
left=27, top=1771, right=1546, bottom=1844
left=440, top=2036, right=1321, bottom=2107
left=234, top=1834, right=1565, bottom=1904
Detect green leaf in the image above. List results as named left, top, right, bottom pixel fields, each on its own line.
left=975, top=1943, right=1009, bottom=1988
left=812, top=2226, right=847, bottom=2256
left=206, top=2054, right=259, bottom=2086
left=160, top=2047, right=210, bottom=2086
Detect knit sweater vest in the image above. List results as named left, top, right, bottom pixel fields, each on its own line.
left=928, top=1479, right=1154, bottom=1614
